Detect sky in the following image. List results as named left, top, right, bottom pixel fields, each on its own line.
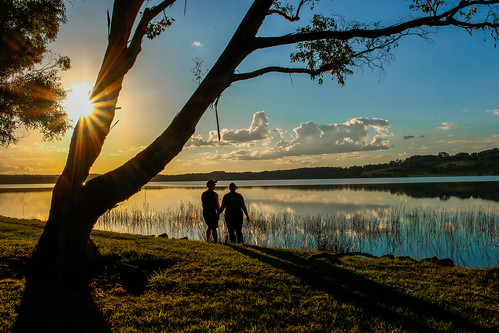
left=1, top=0, right=498, bottom=175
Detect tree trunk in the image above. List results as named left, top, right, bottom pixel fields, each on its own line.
left=34, top=0, right=272, bottom=273
left=14, top=1, right=274, bottom=331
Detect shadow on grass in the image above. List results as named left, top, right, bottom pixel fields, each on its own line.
left=11, top=250, right=177, bottom=333
left=230, top=244, right=493, bottom=332
left=13, top=282, right=110, bottom=333
left=11, top=254, right=110, bottom=333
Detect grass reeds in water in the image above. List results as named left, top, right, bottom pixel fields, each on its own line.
left=96, top=203, right=498, bottom=268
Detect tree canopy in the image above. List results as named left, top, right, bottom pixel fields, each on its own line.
left=0, top=0, right=70, bottom=146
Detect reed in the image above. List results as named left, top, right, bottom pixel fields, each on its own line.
left=96, top=203, right=498, bottom=268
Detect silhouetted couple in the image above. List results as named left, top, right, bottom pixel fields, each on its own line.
left=201, top=180, right=250, bottom=243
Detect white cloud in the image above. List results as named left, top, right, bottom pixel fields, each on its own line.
left=187, top=114, right=392, bottom=160
left=486, top=109, right=499, bottom=115
left=187, top=111, right=271, bottom=147
left=186, top=134, right=219, bottom=147
left=274, top=128, right=287, bottom=138
left=437, top=122, right=457, bottom=130
left=221, top=111, right=271, bottom=142
left=222, top=117, right=391, bottom=160
left=192, top=41, right=203, bottom=47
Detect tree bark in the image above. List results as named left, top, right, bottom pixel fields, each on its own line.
left=31, top=0, right=274, bottom=291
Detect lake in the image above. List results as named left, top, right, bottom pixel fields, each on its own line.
left=1, top=176, right=498, bottom=268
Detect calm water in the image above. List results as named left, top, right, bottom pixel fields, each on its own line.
left=1, top=176, right=497, bottom=220
left=1, top=176, right=498, bottom=268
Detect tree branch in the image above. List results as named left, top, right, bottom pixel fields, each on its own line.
left=231, top=66, right=319, bottom=82
left=267, top=9, right=300, bottom=22
left=60, top=0, right=146, bottom=191
left=445, top=17, right=499, bottom=30
left=128, top=0, right=177, bottom=56
left=254, top=1, right=499, bottom=50
left=267, top=0, right=307, bottom=22
left=59, top=0, right=178, bottom=193
left=232, top=32, right=404, bottom=83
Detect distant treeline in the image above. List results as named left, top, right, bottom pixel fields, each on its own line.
left=1, top=148, right=498, bottom=184
left=152, top=148, right=499, bottom=181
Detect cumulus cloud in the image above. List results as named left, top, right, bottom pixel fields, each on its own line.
left=437, top=122, right=457, bottom=130
left=221, top=111, right=271, bottom=142
left=187, top=111, right=271, bottom=147
left=287, top=117, right=390, bottom=154
left=274, top=128, right=287, bottom=138
left=223, top=117, right=391, bottom=160
left=486, top=109, right=499, bottom=115
left=187, top=114, right=392, bottom=160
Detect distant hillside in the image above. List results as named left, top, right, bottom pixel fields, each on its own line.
left=152, top=148, right=499, bottom=182
left=1, top=149, right=498, bottom=184
left=0, top=174, right=59, bottom=184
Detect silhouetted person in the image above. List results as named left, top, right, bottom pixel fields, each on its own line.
left=219, top=182, right=250, bottom=243
left=201, top=180, right=220, bottom=242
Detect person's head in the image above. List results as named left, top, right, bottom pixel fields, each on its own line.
left=206, top=180, right=217, bottom=189
left=228, top=182, right=237, bottom=192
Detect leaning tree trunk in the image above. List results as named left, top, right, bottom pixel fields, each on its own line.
left=13, top=1, right=273, bottom=332
left=34, top=0, right=271, bottom=273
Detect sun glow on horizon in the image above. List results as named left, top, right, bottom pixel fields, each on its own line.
left=63, top=83, right=94, bottom=121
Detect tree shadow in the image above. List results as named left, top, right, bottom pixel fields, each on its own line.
left=11, top=249, right=177, bottom=333
left=230, top=245, right=493, bottom=332
left=12, top=256, right=110, bottom=333
left=13, top=283, right=110, bottom=333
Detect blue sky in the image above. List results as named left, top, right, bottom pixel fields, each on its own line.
left=1, top=0, right=498, bottom=175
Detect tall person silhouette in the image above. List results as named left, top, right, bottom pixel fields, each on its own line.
left=201, top=180, right=220, bottom=242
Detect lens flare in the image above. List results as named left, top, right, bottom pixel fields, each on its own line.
left=63, top=84, right=94, bottom=121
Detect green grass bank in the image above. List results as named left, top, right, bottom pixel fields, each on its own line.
left=1, top=216, right=497, bottom=332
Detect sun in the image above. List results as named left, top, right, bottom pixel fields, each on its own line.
left=63, top=83, right=95, bottom=121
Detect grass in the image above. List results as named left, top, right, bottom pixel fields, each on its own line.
left=1, top=215, right=498, bottom=332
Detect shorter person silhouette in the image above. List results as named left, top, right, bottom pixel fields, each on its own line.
left=219, top=182, right=250, bottom=243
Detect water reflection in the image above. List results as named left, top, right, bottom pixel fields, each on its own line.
left=0, top=181, right=497, bottom=221
left=1, top=180, right=497, bottom=268
left=0, top=189, right=52, bottom=220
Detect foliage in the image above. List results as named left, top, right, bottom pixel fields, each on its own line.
left=0, top=0, right=70, bottom=146
left=409, top=0, right=446, bottom=14
left=291, top=15, right=355, bottom=85
left=191, top=57, right=207, bottom=85
left=0, top=64, right=70, bottom=146
left=1, top=216, right=498, bottom=332
left=145, top=16, right=174, bottom=40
